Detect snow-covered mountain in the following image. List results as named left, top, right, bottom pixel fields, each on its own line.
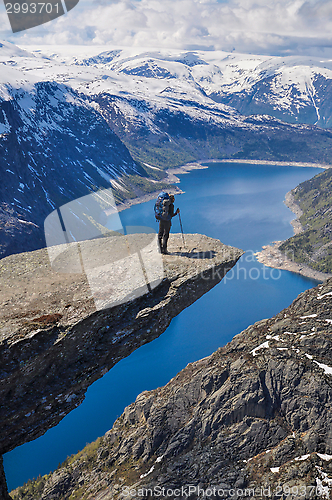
left=0, top=42, right=145, bottom=257
left=12, top=44, right=332, bottom=163
left=32, top=45, right=332, bottom=128
left=2, top=41, right=332, bottom=257
left=5, top=42, right=332, bottom=139
left=203, top=55, right=332, bottom=128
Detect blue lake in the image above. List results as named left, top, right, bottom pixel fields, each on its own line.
left=4, top=162, right=323, bottom=491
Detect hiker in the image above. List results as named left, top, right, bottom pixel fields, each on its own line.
left=154, top=193, right=180, bottom=254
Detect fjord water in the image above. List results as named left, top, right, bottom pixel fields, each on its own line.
left=4, top=163, right=323, bottom=490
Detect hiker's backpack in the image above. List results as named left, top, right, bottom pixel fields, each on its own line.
left=154, top=192, right=171, bottom=221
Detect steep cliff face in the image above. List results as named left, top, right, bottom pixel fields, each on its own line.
left=0, top=79, right=146, bottom=259
left=92, top=91, right=332, bottom=170
left=15, top=277, right=332, bottom=499
left=0, top=233, right=242, bottom=461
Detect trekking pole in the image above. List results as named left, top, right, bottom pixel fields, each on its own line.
left=178, top=211, right=186, bottom=249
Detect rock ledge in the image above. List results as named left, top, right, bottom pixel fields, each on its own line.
left=0, top=233, right=242, bottom=457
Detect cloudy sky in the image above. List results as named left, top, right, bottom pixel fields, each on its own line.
left=1, top=0, right=332, bottom=56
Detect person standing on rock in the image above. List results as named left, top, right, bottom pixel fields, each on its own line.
left=154, top=193, right=180, bottom=254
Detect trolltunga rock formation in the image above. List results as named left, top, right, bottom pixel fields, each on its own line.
left=0, top=233, right=242, bottom=469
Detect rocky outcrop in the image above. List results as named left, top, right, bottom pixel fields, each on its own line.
left=14, top=277, right=332, bottom=499
left=0, top=233, right=242, bottom=460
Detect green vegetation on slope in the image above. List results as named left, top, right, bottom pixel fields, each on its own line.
left=280, top=167, right=332, bottom=273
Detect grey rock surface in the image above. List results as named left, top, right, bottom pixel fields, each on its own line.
left=13, top=278, right=332, bottom=500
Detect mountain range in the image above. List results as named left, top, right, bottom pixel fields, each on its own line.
left=2, top=41, right=332, bottom=257
left=33, top=44, right=332, bottom=129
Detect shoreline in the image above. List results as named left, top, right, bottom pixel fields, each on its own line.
left=114, top=158, right=331, bottom=214
left=254, top=240, right=332, bottom=282
left=255, top=192, right=332, bottom=282
left=205, top=158, right=332, bottom=169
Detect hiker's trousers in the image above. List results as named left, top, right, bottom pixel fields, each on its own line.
left=158, top=220, right=171, bottom=251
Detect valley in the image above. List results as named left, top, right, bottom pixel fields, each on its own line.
left=2, top=42, right=332, bottom=258
left=2, top=40, right=332, bottom=498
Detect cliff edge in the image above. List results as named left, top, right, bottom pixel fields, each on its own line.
left=0, top=234, right=242, bottom=464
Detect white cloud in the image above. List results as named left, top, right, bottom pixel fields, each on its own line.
left=2, top=0, right=332, bottom=56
